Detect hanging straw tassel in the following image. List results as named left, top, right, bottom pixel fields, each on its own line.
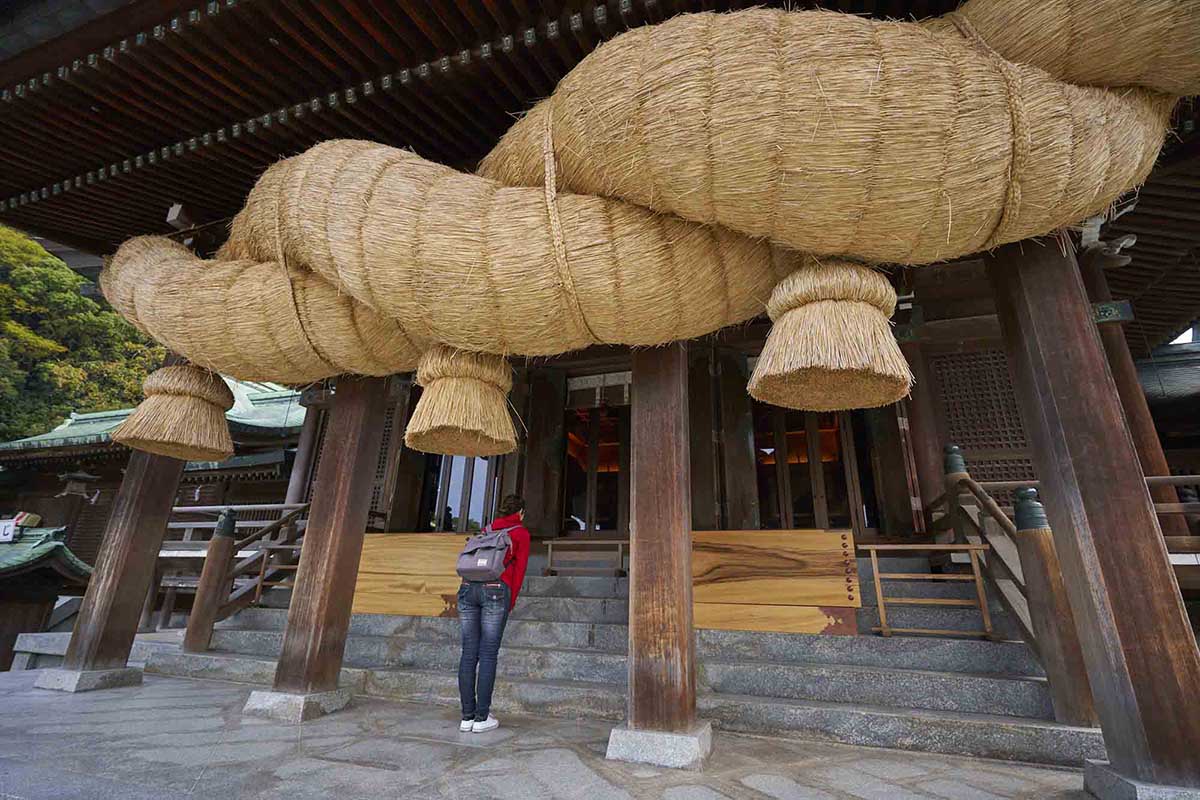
left=748, top=259, right=913, bottom=412
left=112, top=364, right=235, bottom=461
left=405, top=346, right=517, bottom=457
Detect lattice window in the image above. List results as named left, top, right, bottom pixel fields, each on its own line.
left=369, top=402, right=398, bottom=514
left=929, top=349, right=1028, bottom=453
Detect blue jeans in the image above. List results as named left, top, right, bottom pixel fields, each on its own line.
left=457, top=581, right=510, bottom=721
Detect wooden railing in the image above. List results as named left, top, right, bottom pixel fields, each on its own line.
left=180, top=503, right=310, bottom=652
left=858, top=542, right=994, bottom=639
left=545, top=537, right=628, bottom=576
left=143, top=503, right=309, bottom=634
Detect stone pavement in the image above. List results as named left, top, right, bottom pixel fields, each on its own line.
left=0, top=670, right=1090, bottom=800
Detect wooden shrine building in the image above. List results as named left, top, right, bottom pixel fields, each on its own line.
left=1, top=1, right=1199, bottom=798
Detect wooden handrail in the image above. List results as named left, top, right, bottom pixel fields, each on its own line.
left=233, top=504, right=309, bottom=550
left=171, top=503, right=308, bottom=515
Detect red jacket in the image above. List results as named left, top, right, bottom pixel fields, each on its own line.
left=492, top=512, right=531, bottom=610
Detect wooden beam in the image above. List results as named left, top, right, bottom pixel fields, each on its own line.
left=899, top=342, right=944, bottom=508
left=62, top=450, right=185, bottom=671
left=688, top=344, right=721, bottom=530
left=1012, top=490, right=1098, bottom=727
left=987, top=241, right=1200, bottom=788
left=807, top=413, right=830, bottom=529
left=1078, top=250, right=1190, bottom=537
left=522, top=368, right=567, bottom=538
left=182, top=514, right=236, bottom=653
left=272, top=376, right=390, bottom=696
left=628, top=343, right=696, bottom=731
left=716, top=349, right=760, bottom=530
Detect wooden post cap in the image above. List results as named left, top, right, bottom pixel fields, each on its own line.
left=943, top=444, right=967, bottom=475
left=1014, top=488, right=1049, bottom=532
left=214, top=508, right=237, bottom=538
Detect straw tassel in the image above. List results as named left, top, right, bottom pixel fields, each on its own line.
left=748, top=259, right=913, bottom=411
left=404, top=346, right=518, bottom=457
left=111, top=364, right=235, bottom=461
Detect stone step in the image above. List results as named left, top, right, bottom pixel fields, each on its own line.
left=208, top=629, right=628, bottom=684
left=857, top=576, right=981, bottom=605
left=699, top=660, right=1053, bottom=720
left=696, top=627, right=1042, bottom=677
left=521, top=575, right=628, bottom=598
left=699, top=693, right=1105, bottom=768
left=220, top=607, right=630, bottom=652
left=366, top=668, right=628, bottom=720
left=857, top=605, right=1024, bottom=640
left=510, top=595, right=628, bottom=624
left=855, top=555, right=933, bottom=579
left=221, top=606, right=1040, bottom=676
left=141, top=648, right=1100, bottom=767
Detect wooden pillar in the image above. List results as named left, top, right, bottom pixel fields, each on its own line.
left=182, top=509, right=237, bottom=653
left=1078, top=250, right=1189, bottom=537
left=270, top=376, right=390, bottom=697
left=689, top=344, right=721, bottom=530
left=899, top=341, right=943, bottom=509
left=628, top=344, right=696, bottom=731
left=285, top=402, right=323, bottom=506
left=987, top=241, right=1200, bottom=788
left=44, top=449, right=184, bottom=683
left=1011, top=488, right=1098, bottom=727
left=716, top=349, right=760, bottom=530
left=522, top=368, right=567, bottom=538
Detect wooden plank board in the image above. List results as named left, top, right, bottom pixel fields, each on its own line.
left=359, top=533, right=468, bottom=575
left=692, top=530, right=859, bottom=608
left=694, top=603, right=856, bottom=634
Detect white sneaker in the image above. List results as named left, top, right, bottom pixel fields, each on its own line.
left=458, top=719, right=474, bottom=732
left=472, top=715, right=500, bottom=733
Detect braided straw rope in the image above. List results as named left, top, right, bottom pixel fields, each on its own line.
left=111, top=364, right=235, bottom=461
left=101, top=0, right=1193, bottom=455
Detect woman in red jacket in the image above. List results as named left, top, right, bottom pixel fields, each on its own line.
left=457, top=494, right=531, bottom=733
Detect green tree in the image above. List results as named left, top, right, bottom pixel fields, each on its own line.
left=0, top=226, right=163, bottom=441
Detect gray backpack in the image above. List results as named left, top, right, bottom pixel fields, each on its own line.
left=456, top=525, right=515, bottom=582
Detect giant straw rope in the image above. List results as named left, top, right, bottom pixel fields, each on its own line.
left=103, top=0, right=1198, bottom=458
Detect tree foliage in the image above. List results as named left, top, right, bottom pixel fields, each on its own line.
left=0, top=226, right=162, bottom=441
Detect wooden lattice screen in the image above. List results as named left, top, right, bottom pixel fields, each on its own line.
left=927, top=348, right=1037, bottom=494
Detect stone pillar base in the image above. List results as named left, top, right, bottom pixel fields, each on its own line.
left=242, top=688, right=351, bottom=723
left=34, top=666, right=143, bottom=693
left=1086, top=761, right=1200, bottom=799
left=606, top=721, right=713, bottom=770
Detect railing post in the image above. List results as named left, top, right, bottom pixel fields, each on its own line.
left=1012, top=489, right=1098, bottom=727
left=183, top=509, right=238, bottom=653
left=943, top=444, right=970, bottom=543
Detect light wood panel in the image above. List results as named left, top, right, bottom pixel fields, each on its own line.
left=692, top=530, right=858, bottom=608
left=694, top=604, right=857, bottom=634
left=352, top=529, right=861, bottom=636
left=353, top=533, right=467, bottom=617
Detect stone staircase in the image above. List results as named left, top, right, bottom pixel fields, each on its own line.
left=12, top=555, right=1105, bottom=766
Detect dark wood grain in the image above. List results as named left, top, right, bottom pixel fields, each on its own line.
left=63, top=449, right=185, bottom=671
left=272, top=376, right=390, bottom=696
left=182, top=528, right=235, bottom=653
left=628, top=343, right=696, bottom=732
left=1078, top=251, right=1189, bottom=537
left=1013, top=524, right=1098, bottom=727
left=522, top=368, right=567, bottom=538
left=988, top=241, right=1200, bottom=787
left=899, top=341, right=944, bottom=509
left=689, top=344, right=721, bottom=530
left=717, top=349, right=761, bottom=530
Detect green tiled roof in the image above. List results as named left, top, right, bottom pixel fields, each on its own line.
left=0, top=526, right=92, bottom=582
left=0, top=379, right=305, bottom=454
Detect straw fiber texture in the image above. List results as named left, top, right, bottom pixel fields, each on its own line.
left=101, top=2, right=1193, bottom=454
left=111, top=365, right=235, bottom=461
left=405, top=346, right=517, bottom=456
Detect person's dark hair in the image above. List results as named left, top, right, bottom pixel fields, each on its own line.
left=497, top=494, right=525, bottom=517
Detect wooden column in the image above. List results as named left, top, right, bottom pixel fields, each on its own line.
left=522, top=368, right=567, bottom=538
left=61, top=450, right=185, bottom=672
left=1011, top=488, right=1098, bottom=727
left=182, top=510, right=237, bottom=653
left=1078, top=250, right=1189, bottom=537
left=688, top=344, right=721, bottom=530
left=285, top=402, right=323, bottom=506
left=271, top=376, right=390, bottom=696
left=716, top=349, right=760, bottom=530
left=987, top=241, right=1200, bottom=787
left=628, top=344, right=696, bottom=731
left=899, top=341, right=943, bottom=509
